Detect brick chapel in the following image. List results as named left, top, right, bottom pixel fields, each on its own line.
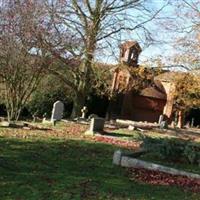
left=108, top=41, right=184, bottom=127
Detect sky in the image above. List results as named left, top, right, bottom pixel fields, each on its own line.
left=98, top=0, right=199, bottom=67
left=138, top=0, right=180, bottom=63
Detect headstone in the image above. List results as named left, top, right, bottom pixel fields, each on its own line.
left=88, top=114, right=98, bottom=120
left=113, top=150, right=122, bottom=165
left=42, top=113, right=47, bottom=123
left=191, top=118, right=194, bottom=127
left=171, top=121, right=176, bottom=129
left=52, top=120, right=57, bottom=126
left=160, top=121, right=168, bottom=129
left=158, top=115, right=164, bottom=124
left=32, top=115, right=36, bottom=123
left=128, top=125, right=135, bottom=131
left=85, top=117, right=105, bottom=135
left=51, top=101, right=64, bottom=122
left=0, top=121, right=10, bottom=127
left=81, top=106, right=88, bottom=119
left=32, top=111, right=38, bottom=123
left=185, top=121, right=190, bottom=128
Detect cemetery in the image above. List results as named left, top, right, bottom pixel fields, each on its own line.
left=0, top=1, right=199, bottom=200
left=0, top=105, right=200, bottom=199
left=0, top=42, right=199, bottom=199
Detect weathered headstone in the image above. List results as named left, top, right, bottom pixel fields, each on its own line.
left=158, top=115, right=164, bottom=124
left=191, top=118, right=194, bottom=127
left=160, top=121, right=168, bottom=129
left=113, top=150, right=122, bottom=165
left=85, top=117, right=105, bottom=135
left=51, top=101, right=64, bottom=122
left=32, top=114, right=36, bottom=123
left=42, top=113, right=47, bottom=123
left=0, top=121, right=10, bottom=127
left=88, top=114, right=98, bottom=120
left=171, top=121, right=176, bottom=129
left=128, top=125, right=135, bottom=131
left=185, top=121, right=190, bottom=128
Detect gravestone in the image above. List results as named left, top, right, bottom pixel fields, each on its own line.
left=51, top=101, right=64, bottom=122
left=32, top=115, right=36, bottom=123
left=160, top=121, right=168, bottom=129
left=171, top=121, right=176, bottom=128
left=85, top=117, right=105, bottom=135
left=185, top=121, right=190, bottom=128
left=81, top=106, right=88, bottom=119
left=88, top=114, right=98, bottom=120
left=42, top=113, right=47, bottom=123
left=191, top=118, right=194, bottom=127
left=128, top=125, right=135, bottom=131
left=158, top=115, right=164, bottom=124
left=113, top=150, right=122, bottom=165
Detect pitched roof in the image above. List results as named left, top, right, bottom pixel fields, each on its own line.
left=155, top=71, right=185, bottom=82
left=140, top=86, right=167, bottom=100
left=120, top=41, right=142, bottom=52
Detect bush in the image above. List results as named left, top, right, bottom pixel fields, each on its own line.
left=158, top=139, right=185, bottom=160
left=141, top=136, right=200, bottom=165
left=184, top=144, right=200, bottom=164
left=28, top=90, right=73, bottom=118
left=27, top=75, right=73, bottom=118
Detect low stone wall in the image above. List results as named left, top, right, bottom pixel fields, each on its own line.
left=113, top=150, right=200, bottom=180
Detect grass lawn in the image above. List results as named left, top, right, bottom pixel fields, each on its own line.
left=0, top=124, right=200, bottom=199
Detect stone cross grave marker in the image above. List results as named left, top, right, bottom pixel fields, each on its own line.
left=51, top=101, right=64, bottom=122
left=85, top=117, right=105, bottom=135
left=81, top=106, right=88, bottom=119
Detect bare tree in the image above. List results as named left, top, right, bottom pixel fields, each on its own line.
left=166, top=0, right=200, bottom=70
left=0, top=0, right=45, bottom=121
left=39, top=0, right=168, bottom=118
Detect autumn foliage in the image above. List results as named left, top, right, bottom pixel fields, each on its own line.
left=173, top=73, right=200, bottom=110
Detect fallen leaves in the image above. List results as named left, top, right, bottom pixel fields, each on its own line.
left=127, top=168, right=200, bottom=193
left=0, top=122, right=88, bottom=139
left=95, top=135, right=140, bottom=150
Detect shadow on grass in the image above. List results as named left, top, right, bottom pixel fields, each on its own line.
left=99, top=131, right=133, bottom=138
left=0, top=126, right=52, bottom=131
left=0, top=137, right=199, bottom=200
left=155, top=128, right=200, bottom=140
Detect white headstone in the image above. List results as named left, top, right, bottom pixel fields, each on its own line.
left=128, top=125, right=135, bottom=131
left=158, top=115, right=164, bottom=124
left=81, top=106, right=88, bottom=119
left=51, top=101, right=64, bottom=122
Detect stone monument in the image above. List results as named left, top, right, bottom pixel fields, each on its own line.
left=85, top=117, right=105, bottom=136
left=81, top=106, right=88, bottom=119
left=51, top=101, right=64, bottom=122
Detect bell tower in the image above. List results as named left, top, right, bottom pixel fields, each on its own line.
left=120, top=41, right=142, bottom=67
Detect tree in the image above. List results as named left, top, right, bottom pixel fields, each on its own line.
left=169, top=0, right=200, bottom=70
left=173, top=73, right=200, bottom=111
left=28, top=74, right=73, bottom=118
left=39, top=0, right=168, bottom=118
left=0, top=1, right=45, bottom=121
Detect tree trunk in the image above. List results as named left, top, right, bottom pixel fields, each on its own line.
left=70, top=53, right=93, bottom=119
left=177, top=110, right=184, bottom=128
left=70, top=90, right=85, bottom=119
left=6, top=103, right=22, bottom=122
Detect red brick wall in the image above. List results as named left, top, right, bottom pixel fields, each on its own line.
left=121, top=93, right=166, bottom=123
